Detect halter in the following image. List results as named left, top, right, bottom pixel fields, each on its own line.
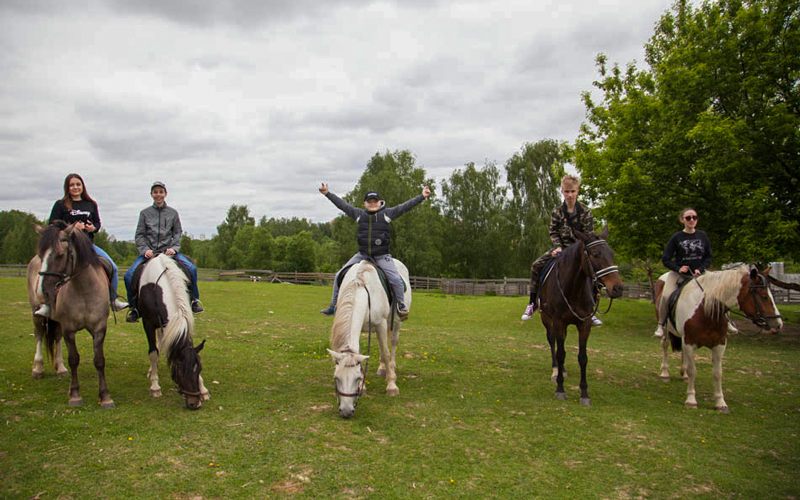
left=555, top=239, right=619, bottom=322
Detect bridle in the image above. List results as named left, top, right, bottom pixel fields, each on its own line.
left=730, top=272, right=782, bottom=329
left=38, top=241, right=79, bottom=291
left=334, top=283, right=374, bottom=401
left=555, top=239, right=620, bottom=322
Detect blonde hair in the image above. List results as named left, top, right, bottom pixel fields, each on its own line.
left=561, top=174, right=580, bottom=190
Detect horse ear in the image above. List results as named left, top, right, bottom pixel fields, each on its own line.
left=194, top=339, right=206, bottom=353
left=354, top=354, right=369, bottom=363
left=762, top=265, right=772, bottom=276
left=599, top=226, right=609, bottom=240
left=573, top=229, right=588, bottom=242
left=63, top=224, right=75, bottom=236
left=750, top=268, right=758, bottom=280
left=34, top=224, right=44, bottom=235
left=327, top=349, right=344, bottom=362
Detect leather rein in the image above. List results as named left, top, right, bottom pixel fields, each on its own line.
left=554, top=239, right=619, bottom=322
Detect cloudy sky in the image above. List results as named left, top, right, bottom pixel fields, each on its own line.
left=1, top=0, right=668, bottom=240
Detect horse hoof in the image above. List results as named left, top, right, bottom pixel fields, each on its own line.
left=555, top=392, right=567, bottom=401
left=101, top=400, right=116, bottom=409
left=580, top=398, right=591, bottom=407
left=150, top=389, right=162, bottom=398
left=56, top=370, right=68, bottom=378
left=685, top=402, right=698, bottom=409
left=32, top=370, right=44, bottom=380
left=377, top=368, right=386, bottom=377
left=715, top=406, right=730, bottom=414
left=387, top=387, right=399, bottom=397
left=69, top=398, right=84, bottom=407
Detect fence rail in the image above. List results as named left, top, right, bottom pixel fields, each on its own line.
left=2, top=264, right=798, bottom=303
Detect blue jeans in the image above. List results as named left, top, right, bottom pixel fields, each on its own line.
left=92, top=244, right=119, bottom=300
left=124, top=253, right=200, bottom=309
left=329, top=253, right=405, bottom=307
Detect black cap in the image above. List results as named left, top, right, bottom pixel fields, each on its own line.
left=151, top=181, right=167, bottom=192
left=364, top=191, right=381, bottom=201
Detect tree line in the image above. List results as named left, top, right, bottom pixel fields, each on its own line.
left=3, top=0, right=796, bottom=279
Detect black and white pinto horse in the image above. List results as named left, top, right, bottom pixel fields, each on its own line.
left=654, top=264, right=783, bottom=412
left=137, top=254, right=209, bottom=409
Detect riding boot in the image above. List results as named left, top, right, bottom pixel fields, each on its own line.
left=34, top=304, right=51, bottom=318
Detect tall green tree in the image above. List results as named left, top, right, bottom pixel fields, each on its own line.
left=577, top=0, right=800, bottom=275
left=0, top=210, right=41, bottom=264
left=213, top=205, right=255, bottom=268
left=441, top=162, right=514, bottom=278
left=505, top=139, right=568, bottom=276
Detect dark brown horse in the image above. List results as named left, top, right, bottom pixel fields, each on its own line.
left=27, top=222, right=115, bottom=408
left=538, top=228, right=624, bottom=406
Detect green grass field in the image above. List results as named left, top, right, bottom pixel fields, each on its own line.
left=1, top=277, right=799, bottom=498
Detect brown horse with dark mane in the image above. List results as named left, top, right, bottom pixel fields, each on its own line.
left=27, top=221, right=115, bottom=408
left=538, top=228, right=624, bottom=406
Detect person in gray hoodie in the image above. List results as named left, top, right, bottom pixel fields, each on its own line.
left=124, top=181, right=203, bottom=322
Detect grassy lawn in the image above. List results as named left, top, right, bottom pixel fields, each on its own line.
left=1, top=277, right=798, bottom=498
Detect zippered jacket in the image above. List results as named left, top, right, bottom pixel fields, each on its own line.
left=134, top=203, right=182, bottom=255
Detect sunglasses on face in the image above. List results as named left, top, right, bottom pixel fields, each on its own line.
left=684, top=215, right=698, bottom=221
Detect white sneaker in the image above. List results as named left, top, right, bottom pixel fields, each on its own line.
left=112, top=299, right=129, bottom=311
left=521, top=303, right=536, bottom=321
left=34, top=304, right=51, bottom=318
left=654, top=324, right=664, bottom=338
left=591, top=316, right=603, bottom=326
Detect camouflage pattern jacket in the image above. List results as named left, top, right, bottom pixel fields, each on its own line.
left=548, top=201, right=594, bottom=248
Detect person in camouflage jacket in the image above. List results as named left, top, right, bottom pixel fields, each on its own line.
left=521, top=175, right=596, bottom=321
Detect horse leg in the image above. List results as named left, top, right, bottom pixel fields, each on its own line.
left=63, top=331, right=83, bottom=406
left=32, top=318, right=46, bottom=379
left=53, top=330, right=68, bottom=376
left=147, top=350, right=162, bottom=397
left=683, top=343, right=698, bottom=409
left=91, top=326, right=115, bottom=409
left=711, top=344, right=729, bottom=413
left=389, top=321, right=401, bottom=395
left=199, top=374, right=210, bottom=401
left=578, top=323, right=591, bottom=407
left=378, top=323, right=399, bottom=396
left=554, top=328, right=567, bottom=400
left=376, top=323, right=388, bottom=378
left=546, top=329, right=558, bottom=382
left=659, top=334, right=670, bottom=381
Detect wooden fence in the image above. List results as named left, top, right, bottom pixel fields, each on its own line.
left=2, top=264, right=798, bottom=303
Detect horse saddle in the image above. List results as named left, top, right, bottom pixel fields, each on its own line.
left=335, top=261, right=403, bottom=305
left=539, top=257, right=559, bottom=287
left=666, top=275, right=693, bottom=328
left=97, top=256, right=114, bottom=282
left=130, top=256, right=193, bottom=296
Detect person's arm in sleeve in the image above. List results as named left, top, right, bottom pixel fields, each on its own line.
left=384, top=186, right=431, bottom=219
left=134, top=212, right=149, bottom=256
left=319, top=183, right=361, bottom=220
left=661, top=235, right=680, bottom=272
left=48, top=201, right=63, bottom=224
left=170, top=211, right=182, bottom=253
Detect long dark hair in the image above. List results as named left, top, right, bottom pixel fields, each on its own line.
left=62, top=173, right=96, bottom=210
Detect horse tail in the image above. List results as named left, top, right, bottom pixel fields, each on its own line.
left=668, top=332, right=682, bottom=352
left=44, top=318, right=60, bottom=359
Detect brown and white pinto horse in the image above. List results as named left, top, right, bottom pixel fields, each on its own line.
left=539, top=228, right=624, bottom=406
left=27, top=222, right=115, bottom=408
left=654, top=264, right=783, bottom=412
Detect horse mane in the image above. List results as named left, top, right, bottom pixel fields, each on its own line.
left=698, top=264, right=749, bottom=318
left=37, top=221, right=67, bottom=257
left=330, top=264, right=369, bottom=351
left=158, top=256, right=194, bottom=359
left=70, top=227, right=100, bottom=268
